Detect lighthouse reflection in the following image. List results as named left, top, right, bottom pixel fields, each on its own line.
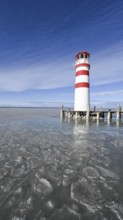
left=73, top=119, right=90, bottom=135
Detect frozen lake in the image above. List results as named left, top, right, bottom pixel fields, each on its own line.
left=0, top=108, right=123, bottom=220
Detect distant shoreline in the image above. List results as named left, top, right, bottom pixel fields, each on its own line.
left=0, top=106, right=60, bottom=108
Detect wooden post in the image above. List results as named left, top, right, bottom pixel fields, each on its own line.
left=116, top=105, right=121, bottom=120
left=86, top=109, right=90, bottom=120
left=116, top=111, right=121, bottom=120
left=68, top=111, right=71, bottom=118
left=97, top=112, right=100, bottom=120
left=75, top=111, right=78, bottom=119
left=60, top=105, right=64, bottom=118
left=107, top=111, right=112, bottom=120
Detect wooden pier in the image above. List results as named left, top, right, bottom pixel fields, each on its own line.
left=60, top=106, right=123, bottom=121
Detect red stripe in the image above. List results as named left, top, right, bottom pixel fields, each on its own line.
left=76, top=70, right=89, bottom=76
left=75, top=63, right=90, bottom=68
left=75, top=82, right=89, bottom=88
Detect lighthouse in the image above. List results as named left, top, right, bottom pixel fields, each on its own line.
left=74, top=51, right=90, bottom=111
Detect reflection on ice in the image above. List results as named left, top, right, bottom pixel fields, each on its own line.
left=73, top=119, right=89, bottom=134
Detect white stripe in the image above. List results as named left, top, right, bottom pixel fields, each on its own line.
left=75, top=75, right=89, bottom=84
left=76, top=66, right=89, bottom=72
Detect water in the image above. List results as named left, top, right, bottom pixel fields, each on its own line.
left=0, top=108, right=123, bottom=220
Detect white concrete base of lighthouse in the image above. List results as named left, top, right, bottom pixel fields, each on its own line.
left=74, top=88, right=90, bottom=111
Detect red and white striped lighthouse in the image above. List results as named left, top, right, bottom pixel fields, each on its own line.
left=74, top=51, right=90, bottom=111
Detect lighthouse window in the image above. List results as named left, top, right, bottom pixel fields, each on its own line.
left=81, top=54, right=84, bottom=58
left=85, top=54, right=88, bottom=58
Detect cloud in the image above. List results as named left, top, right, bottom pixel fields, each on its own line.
left=0, top=40, right=123, bottom=93
left=0, top=54, right=74, bottom=92
left=91, top=89, right=123, bottom=97
left=90, top=89, right=123, bottom=108
left=91, top=40, right=123, bottom=86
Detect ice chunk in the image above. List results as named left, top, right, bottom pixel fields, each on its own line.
left=31, top=178, right=53, bottom=197
left=82, top=166, right=100, bottom=179
left=97, top=167, right=118, bottom=179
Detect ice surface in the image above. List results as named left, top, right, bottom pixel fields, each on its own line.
left=0, top=108, right=123, bottom=220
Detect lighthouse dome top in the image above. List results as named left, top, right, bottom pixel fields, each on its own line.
left=76, top=51, right=90, bottom=59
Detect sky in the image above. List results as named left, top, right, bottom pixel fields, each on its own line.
left=0, top=0, right=123, bottom=108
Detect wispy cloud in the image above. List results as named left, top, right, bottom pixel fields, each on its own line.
left=91, top=89, right=123, bottom=97
left=0, top=40, right=123, bottom=93
left=91, top=89, right=123, bottom=107
left=0, top=53, right=74, bottom=92
left=91, top=40, right=123, bottom=86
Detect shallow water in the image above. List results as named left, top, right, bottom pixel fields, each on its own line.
left=0, top=108, right=123, bottom=220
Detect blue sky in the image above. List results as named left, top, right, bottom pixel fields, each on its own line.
left=0, top=0, right=123, bottom=107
